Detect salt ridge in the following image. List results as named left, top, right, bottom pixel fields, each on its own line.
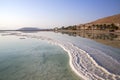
left=16, top=34, right=120, bottom=80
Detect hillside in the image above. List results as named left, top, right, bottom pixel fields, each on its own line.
left=91, top=14, right=120, bottom=24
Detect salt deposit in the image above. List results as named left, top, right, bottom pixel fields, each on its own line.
left=14, top=33, right=120, bottom=80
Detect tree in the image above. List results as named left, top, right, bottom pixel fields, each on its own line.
left=72, top=25, right=77, bottom=30
left=107, top=25, right=110, bottom=29
left=103, top=24, right=107, bottom=30
left=99, top=24, right=103, bottom=30
left=88, top=26, right=91, bottom=30
left=110, top=23, right=118, bottom=30
left=96, top=24, right=100, bottom=30
left=61, top=26, right=65, bottom=30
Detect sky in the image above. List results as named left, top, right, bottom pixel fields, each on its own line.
left=0, top=0, right=120, bottom=30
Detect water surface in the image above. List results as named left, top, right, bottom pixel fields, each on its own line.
left=0, top=31, right=120, bottom=80
left=0, top=33, right=80, bottom=80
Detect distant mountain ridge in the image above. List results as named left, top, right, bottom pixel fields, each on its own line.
left=90, top=14, right=120, bottom=24
left=17, top=27, right=52, bottom=31
left=18, top=27, right=41, bottom=31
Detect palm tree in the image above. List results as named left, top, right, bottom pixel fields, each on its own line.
left=61, top=26, right=65, bottom=30
left=103, top=24, right=107, bottom=30
left=99, top=24, right=103, bottom=30
left=107, top=25, right=111, bottom=31
left=110, top=23, right=118, bottom=30
left=88, top=26, right=91, bottom=30
left=72, top=25, right=77, bottom=30
left=92, top=24, right=95, bottom=30
left=83, top=25, right=85, bottom=32
left=96, top=24, right=100, bottom=30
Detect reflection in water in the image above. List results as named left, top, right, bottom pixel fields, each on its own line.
left=18, top=30, right=40, bottom=33
left=58, top=31, right=120, bottom=48
left=1, top=31, right=120, bottom=79
left=0, top=32, right=80, bottom=80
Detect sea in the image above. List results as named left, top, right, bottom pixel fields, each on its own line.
left=0, top=31, right=120, bottom=80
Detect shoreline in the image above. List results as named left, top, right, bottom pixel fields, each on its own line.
left=56, top=30, right=120, bottom=48
left=59, top=44, right=88, bottom=80
left=45, top=37, right=120, bottom=80
left=8, top=32, right=120, bottom=80
left=57, top=30, right=120, bottom=34
left=47, top=39, right=120, bottom=79
left=57, top=42, right=120, bottom=80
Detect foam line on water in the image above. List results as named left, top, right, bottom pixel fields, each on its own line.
left=16, top=33, right=120, bottom=80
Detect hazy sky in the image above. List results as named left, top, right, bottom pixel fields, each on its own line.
left=0, top=0, right=120, bottom=30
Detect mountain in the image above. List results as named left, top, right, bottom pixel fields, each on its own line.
left=90, top=14, right=120, bottom=24
left=17, top=27, right=41, bottom=31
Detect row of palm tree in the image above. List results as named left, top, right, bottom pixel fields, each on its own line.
left=58, top=23, right=119, bottom=32
left=60, top=25, right=77, bottom=30
left=88, top=23, right=119, bottom=30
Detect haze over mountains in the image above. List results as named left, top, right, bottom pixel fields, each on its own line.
left=18, top=27, right=41, bottom=31
left=17, top=27, right=52, bottom=31
left=1, top=13, right=120, bottom=31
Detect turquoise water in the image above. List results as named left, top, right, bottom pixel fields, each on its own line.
left=1, top=31, right=120, bottom=80
left=0, top=34, right=80, bottom=80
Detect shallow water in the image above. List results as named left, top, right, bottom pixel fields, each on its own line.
left=0, top=31, right=120, bottom=80
left=0, top=34, right=80, bottom=80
